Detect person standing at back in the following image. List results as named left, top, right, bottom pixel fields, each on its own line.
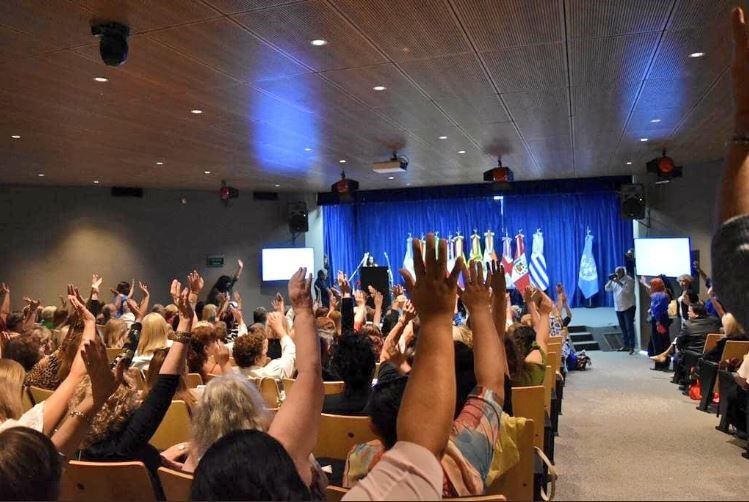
left=605, top=266, right=636, bottom=354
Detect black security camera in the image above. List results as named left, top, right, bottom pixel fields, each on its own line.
left=91, top=22, right=130, bottom=66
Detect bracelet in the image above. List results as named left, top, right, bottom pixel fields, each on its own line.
left=69, top=409, right=93, bottom=426
left=173, top=332, right=192, bottom=344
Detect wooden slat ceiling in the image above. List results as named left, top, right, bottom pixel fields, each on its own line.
left=0, top=0, right=747, bottom=192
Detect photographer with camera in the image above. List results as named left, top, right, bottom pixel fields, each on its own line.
left=605, top=267, right=636, bottom=354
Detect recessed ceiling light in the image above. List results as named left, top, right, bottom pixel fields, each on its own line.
left=190, top=109, right=203, bottom=114
left=274, top=184, right=280, bottom=187
left=438, top=135, right=447, bottom=140
left=650, top=118, right=661, bottom=123
left=387, top=176, right=394, bottom=180
left=640, top=138, right=648, bottom=142
left=204, top=170, right=211, bottom=174
left=37, top=173, right=45, bottom=177
left=339, top=159, right=347, bottom=163
left=156, top=161, right=164, bottom=165
left=688, top=52, right=705, bottom=58
left=93, top=77, right=108, bottom=82
left=458, top=150, right=466, bottom=154
left=304, top=147, right=312, bottom=152
left=11, top=135, right=20, bottom=139
left=310, top=39, right=328, bottom=46
left=626, top=161, right=632, bottom=165
left=93, top=180, right=100, bottom=184
left=372, top=85, right=387, bottom=91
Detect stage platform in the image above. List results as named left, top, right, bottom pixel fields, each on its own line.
left=568, top=307, right=623, bottom=352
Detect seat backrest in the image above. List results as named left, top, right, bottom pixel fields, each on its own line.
left=314, top=413, right=378, bottom=460
left=22, top=387, right=34, bottom=412
left=323, top=380, right=345, bottom=395
left=185, top=373, right=203, bottom=388
left=149, top=400, right=191, bottom=451
left=325, top=485, right=348, bottom=502
left=106, top=347, right=122, bottom=364
left=282, top=377, right=295, bottom=394
left=722, top=340, right=749, bottom=361
left=29, top=385, right=53, bottom=404
left=512, top=385, right=545, bottom=450
left=547, top=349, right=561, bottom=382
left=59, top=460, right=156, bottom=502
left=257, top=377, right=282, bottom=408
left=704, top=333, right=722, bottom=354
left=157, top=467, right=193, bottom=502
left=487, top=418, right=535, bottom=501
left=543, top=365, right=553, bottom=413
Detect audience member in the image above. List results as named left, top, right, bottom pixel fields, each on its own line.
left=232, top=311, right=296, bottom=380
left=323, top=332, right=375, bottom=415
left=641, top=276, right=672, bottom=370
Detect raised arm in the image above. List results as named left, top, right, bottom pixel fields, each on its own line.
left=379, top=300, right=416, bottom=364
left=22, top=296, right=40, bottom=331
left=137, top=282, right=150, bottom=316
left=488, top=261, right=510, bottom=379
left=337, top=272, right=354, bottom=332
left=369, top=286, right=384, bottom=327
left=460, top=260, right=505, bottom=401
left=42, top=291, right=97, bottom=435
left=353, top=290, right=367, bottom=330
left=639, top=276, right=652, bottom=295
left=0, top=283, right=10, bottom=326
left=268, top=268, right=323, bottom=483
left=397, top=235, right=461, bottom=456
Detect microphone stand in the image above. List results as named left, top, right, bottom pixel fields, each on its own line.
left=349, top=252, right=369, bottom=284
left=383, top=251, right=394, bottom=292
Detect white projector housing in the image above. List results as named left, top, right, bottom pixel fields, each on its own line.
left=372, top=158, right=408, bottom=174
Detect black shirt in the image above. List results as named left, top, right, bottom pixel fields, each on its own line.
left=322, top=386, right=372, bottom=416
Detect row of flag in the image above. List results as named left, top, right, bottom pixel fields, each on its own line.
left=402, top=230, right=599, bottom=299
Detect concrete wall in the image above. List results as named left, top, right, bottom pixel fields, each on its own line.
left=0, top=185, right=323, bottom=311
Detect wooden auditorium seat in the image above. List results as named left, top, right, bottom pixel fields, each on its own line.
left=106, top=347, right=121, bottom=364
left=255, top=377, right=282, bottom=408
left=22, top=387, right=34, bottom=411
left=59, top=460, right=156, bottom=502
left=283, top=378, right=345, bottom=396
left=698, top=340, right=749, bottom=411
left=314, top=413, right=377, bottom=460
left=29, top=385, right=53, bottom=404
left=157, top=467, right=192, bottom=502
left=185, top=373, right=203, bottom=388
left=149, top=400, right=191, bottom=451
left=704, top=333, right=722, bottom=354
left=511, top=385, right=545, bottom=451
left=487, top=417, right=536, bottom=501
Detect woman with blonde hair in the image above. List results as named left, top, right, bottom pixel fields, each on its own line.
left=131, top=312, right=171, bottom=370
left=102, top=319, right=128, bottom=348
left=0, top=359, right=26, bottom=425
left=143, top=348, right=197, bottom=410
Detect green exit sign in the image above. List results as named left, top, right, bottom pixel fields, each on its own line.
left=207, top=255, right=224, bottom=268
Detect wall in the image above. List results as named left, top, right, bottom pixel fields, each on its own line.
left=0, top=186, right=323, bottom=312
left=633, top=159, right=723, bottom=348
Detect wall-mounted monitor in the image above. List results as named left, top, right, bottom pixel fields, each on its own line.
left=634, top=237, right=691, bottom=277
left=261, top=247, right=315, bottom=282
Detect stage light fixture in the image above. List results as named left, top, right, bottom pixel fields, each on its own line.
left=484, top=158, right=514, bottom=191
left=219, top=179, right=239, bottom=206
left=646, top=149, right=682, bottom=182
left=331, top=171, right=359, bottom=202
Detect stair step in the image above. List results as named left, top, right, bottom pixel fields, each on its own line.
left=567, top=325, right=588, bottom=333
left=570, top=332, right=594, bottom=342
left=573, top=341, right=600, bottom=351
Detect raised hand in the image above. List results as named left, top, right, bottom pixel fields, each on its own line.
left=69, top=293, right=95, bottom=323
left=128, top=279, right=136, bottom=299
left=233, top=291, right=242, bottom=310
left=399, top=233, right=462, bottom=321
left=214, top=343, right=231, bottom=368
left=91, top=274, right=103, bottom=291
left=272, top=292, right=285, bottom=314
left=336, top=271, right=351, bottom=297
left=59, top=295, right=67, bottom=309
left=81, top=337, right=118, bottom=406
left=216, top=291, right=229, bottom=305
left=267, top=311, right=287, bottom=338
left=23, top=296, right=41, bottom=312
left=538, top=290, right=555, bottom=315
left=401, top=299, right=417, bottom=323
left=392, top=283, right=405, bottom=297
left=288, top=267, right=313, bottom=311
left=237, top=259, right=244, bottom=270
left=487, top=260, right=506, bottom=299
left=732, top=7, right=749, bottom=133
left=176, top=288, right=194, bottom=320
left=458, top=260, right=491, bottom=313
left=170, top=279, right=181, bottom=304
left=368, top=285, right=384, bottom=309
left=187, top=270, right=204, bottom=294
left=328, top=289, right=339, bottom=311
left=67, top=284, right=84, bottom=304
left=0, top=283, right=9, bottom=295
left=126, top=298, right=143, bottom=322
left=354, top=289, right=366, bottom=306
left=139, top=281, right=150, bottom=296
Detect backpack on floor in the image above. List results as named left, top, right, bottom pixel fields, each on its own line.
left=569, top=350, right=591, bottom=371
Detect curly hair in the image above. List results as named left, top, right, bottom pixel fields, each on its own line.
left=330, top=333, right=375, bottom=391
left=4, top=336, right=41, bottom=371
left=507, top=323, right=538, bottom=359
left=188, top=322, right=219, bottom=378
left=69, top=376, right=138, bottom=448
left=232, top=333, right=265, bottom=369
left=55, top=326, right=83, bottom=382
left=191, top=373, right=270, bottom=461
left=358, top=324, right=383, bottom=358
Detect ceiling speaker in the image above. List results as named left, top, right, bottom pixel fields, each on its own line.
left=620, top=184, right=645, bottom=220
left=287, top=202, right=308, bottom=233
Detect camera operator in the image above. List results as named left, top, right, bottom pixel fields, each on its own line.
left=605, top=266, right=636, bottom=354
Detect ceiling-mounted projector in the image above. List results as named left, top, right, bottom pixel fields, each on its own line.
left=373, top=152, right=408, bottom=174
left=483, top=158, right=514, bottom=183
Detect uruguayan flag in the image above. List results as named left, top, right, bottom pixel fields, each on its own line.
left=529, top=230, right=549, bottom=291
left=578, top=230, right=599, bottom=299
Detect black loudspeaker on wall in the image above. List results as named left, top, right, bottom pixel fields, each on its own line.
left=287, top=202, right=309, bottom=233
left=619, top=184, right=646, bottom=220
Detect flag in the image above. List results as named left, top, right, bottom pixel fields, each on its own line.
left=578, top=230, right=599, bottom=299
left=529, top=230, right=549, bottom=291
left=501, top=235, right=515, bottom=289
left=402, top=235, right=415, bottom=279
left=511, top=233, right=531, bottom=291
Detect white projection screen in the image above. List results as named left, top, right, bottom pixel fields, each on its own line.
left=261, top=248, right=315, bottom=282
left=634, top=238, right=691, bottom=277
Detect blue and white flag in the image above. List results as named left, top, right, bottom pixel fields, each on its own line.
left=578, top=230, right=599, bottom=299
left=529, top=229, right=549, bottom=291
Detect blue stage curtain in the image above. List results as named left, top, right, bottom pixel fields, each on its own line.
left=322, top=191, right=633, bottom=307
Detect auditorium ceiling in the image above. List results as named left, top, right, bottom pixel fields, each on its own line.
left=0, top=0, right=745, bottom=192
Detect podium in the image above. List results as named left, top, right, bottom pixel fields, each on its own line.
left=359, top=266, right=391, bottom=309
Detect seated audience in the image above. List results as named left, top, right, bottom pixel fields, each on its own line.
left=232, top=311, right=296, bottom=380
left=131, top=311, right=168, bottom=371
left=4, top=335, right=42, bottom=372
left=25, top=325, right=82, bottom=390
left=188, top=321, right=232, bottom=380
left=651, top=302, right=722, bottom=373
left=102, top=318, right=128, bottom=348
left=143, top=347, right=197, bottom=410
